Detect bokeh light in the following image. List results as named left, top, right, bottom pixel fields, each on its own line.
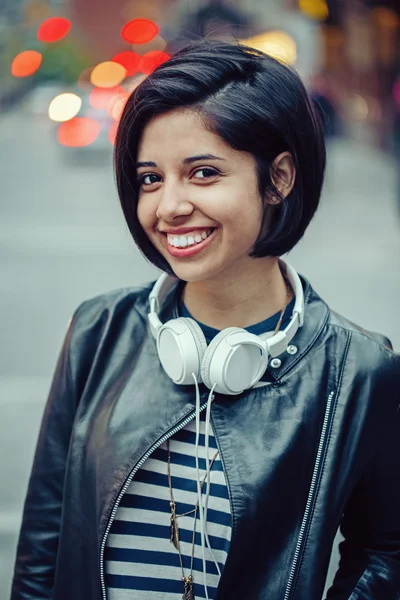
left=37, top=17, right=71, bottom=43
left=57, top=118, right=101, bottom=147
left=140, top=50, right=170, bottom=75
left=299, top=0, right=329, bottom=21
left=90, top=86, right=126, bottom=111
left=11, top=50, right=43, bottom=77
left=131, top=35, right=167, bottom=56
left=90, top=61, right=127, bottom=88
left=112, top=51, right=142, bottom=76
left=48, top=93, right=82, bottom=122
left=110, top=93, right=129, bottom=120
left=241, top=31, right=297, bottom=65
left=108, top=122, right=119, bottom=145
left=122, top=19, right=159, bottom=44
left=347, top=93, right=369, bottom=120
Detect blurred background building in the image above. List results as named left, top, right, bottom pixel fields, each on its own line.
left=1, top=0, right=400, bottom=147
left=1, top=1, right=400, bottom=599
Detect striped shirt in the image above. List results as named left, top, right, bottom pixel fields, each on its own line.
left=105, top=411, right=231, bottom=599
left=104, top=296, right=295, bottom=598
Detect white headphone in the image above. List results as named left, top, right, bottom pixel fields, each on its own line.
left=148, top=260, right=304, bottom=396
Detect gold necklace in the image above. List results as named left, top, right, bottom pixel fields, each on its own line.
left=167, top=438, right=219, bottom=600
left=167, top=276, right=291, bottom=598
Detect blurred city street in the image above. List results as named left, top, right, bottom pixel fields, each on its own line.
left=1, top=101, right=400, bottom=599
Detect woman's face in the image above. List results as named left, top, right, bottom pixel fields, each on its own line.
left=136, top=109, right=265, bottom=283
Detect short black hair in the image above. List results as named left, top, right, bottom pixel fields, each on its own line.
left=114, top=39, right=326, bottom=275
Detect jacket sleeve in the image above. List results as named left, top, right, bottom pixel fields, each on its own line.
left=326, top=403, right=400, bottom=600
left=10, top=304, right=87, bottom=600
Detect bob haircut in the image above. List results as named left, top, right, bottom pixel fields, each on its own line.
left=115, top=39, right=326, bottom=275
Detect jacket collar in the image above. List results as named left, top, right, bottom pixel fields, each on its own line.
left=158, top=273, right=330, bottom=384
left=270, top=275, right=330, bottom=381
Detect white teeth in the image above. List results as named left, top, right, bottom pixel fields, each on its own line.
left=167, top=229, right=213, bottom=248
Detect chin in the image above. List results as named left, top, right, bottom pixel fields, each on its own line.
left=166, top=259, right=227, bottom=284
left=169, top=267, right=213, bottom=283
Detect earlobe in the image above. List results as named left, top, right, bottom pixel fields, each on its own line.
left=268, top=196, right=282, bottom=206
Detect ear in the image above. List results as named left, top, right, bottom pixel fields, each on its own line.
left=268, top=151, right=296, bottom=204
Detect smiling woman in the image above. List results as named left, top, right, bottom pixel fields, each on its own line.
left=11, top=39, right=400, bottom=600
left=115, top=42, right=325, bottom=279
left=135, top=109, right=275, bottom=288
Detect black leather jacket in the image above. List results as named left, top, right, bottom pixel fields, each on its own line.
left=11, top=276, right=400, bottom=600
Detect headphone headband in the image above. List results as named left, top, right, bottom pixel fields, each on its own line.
left=149, top=260, right=304, bottom=337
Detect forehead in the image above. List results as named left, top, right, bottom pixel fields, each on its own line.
left=137, top=109, right=234, bottom=161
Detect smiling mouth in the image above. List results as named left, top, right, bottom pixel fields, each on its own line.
left=163, top=228, right=217, bottom=257
left=166, top=229, right=214, bottom=248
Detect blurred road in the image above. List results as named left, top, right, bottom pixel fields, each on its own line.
left=1, top=107, right=399, bottom=599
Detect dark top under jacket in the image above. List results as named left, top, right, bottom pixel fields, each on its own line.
left=10, top=274, right=400, bottom=600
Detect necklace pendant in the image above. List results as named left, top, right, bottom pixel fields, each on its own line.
left=170, top=506, right=180, bottom=550
left=182, top=575, right=194, bottom=600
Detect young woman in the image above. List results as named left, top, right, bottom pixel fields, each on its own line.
left=11, top=40, right=400, bottom=600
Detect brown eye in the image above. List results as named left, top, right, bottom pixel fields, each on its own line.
left=192, top=168, right=219, bottom=179
left=138, top=173, right=161, bottom=186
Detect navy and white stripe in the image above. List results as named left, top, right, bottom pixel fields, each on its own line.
left=105, top=297, right=295, bottom=598
left=105, top=411, right=232, bottom=599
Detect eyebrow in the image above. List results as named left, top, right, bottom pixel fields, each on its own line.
left=135, top=154, right=226, bottom=169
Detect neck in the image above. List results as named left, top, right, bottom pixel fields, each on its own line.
left=182, top=257, right=293, bottom=330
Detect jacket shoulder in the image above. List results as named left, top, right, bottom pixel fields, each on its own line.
left=73, top=282, right=155, bottom=327
left=65, top=282, right=156, bottom=395
left=327, top=309, right=396, bottom=355
left=326, top=310, right=400, bottom=398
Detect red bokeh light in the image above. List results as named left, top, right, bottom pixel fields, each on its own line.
left=108, top=122, right=119, bottom=145
left=112, top=51, right=141, bottom=77
left=37, top=17, right=71, bottom=43
left=11, top=50, right=42, bottom=77
left=122, top=19, right=158, bottom=44
left=140, top=50, right=170, bottom=75
left=109, top=92, right=129, bottom=120
left=89, top=86, right=125, bottom=110
left=58, top=118, right=101, bottom=147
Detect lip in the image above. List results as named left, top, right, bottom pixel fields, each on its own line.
left=163, top=228, right=217, bottom=258
left=160, top=226, right=214, bottom=235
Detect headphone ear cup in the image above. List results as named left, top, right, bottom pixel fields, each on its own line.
left=157, top=317, right=207, bottom=385
left=184, top=317, right=208, bottom=373
left=201, top=328, right=236, bottom=390
left=201, top=327, right=268, bottom=394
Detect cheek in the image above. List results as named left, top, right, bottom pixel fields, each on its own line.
left=137, top=199, right=154, bottom=231
left=226, top=187, right=263, bottom=233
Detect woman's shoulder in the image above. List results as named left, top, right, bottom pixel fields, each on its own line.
left=324, top=308, right=400, bottom=391
left=65, top=282, right=156, bottom=365
left=327, top=308, right=395, bottom=354
left=303, top=277, right=399, bottom=387
left=73, top=281, right=156, bottom=324
left=303, top=275, right=398, bottom=364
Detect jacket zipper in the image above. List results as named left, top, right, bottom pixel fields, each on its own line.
left=99, top=400, right=210, bottom=600
left=283, top=390, right=336, bottom=600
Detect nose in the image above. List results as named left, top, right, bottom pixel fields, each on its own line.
left=156, top=180, right=194, bottom=222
